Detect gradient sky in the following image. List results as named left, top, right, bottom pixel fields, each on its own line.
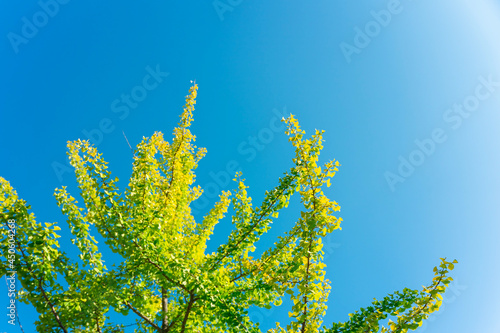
left=1, top=0, right=500, bottom=332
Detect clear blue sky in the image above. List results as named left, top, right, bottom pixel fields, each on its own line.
left=1, top=0, right=500, bottom=332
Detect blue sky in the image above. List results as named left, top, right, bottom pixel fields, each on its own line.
left=1, top=0, right=500, bottom=332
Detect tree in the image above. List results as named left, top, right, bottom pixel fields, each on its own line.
left=0, top=84, right=456, bottom=332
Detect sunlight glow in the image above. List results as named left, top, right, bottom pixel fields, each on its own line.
left=462, top=0, right=500, bottom=61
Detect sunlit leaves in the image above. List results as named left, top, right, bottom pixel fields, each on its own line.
left=322, top=258, right=458, bottom=333
left=0, top=84, right=456, bottom=332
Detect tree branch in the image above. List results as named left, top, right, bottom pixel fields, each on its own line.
left=162, top=287, right=168, bottom=332
left=95, top=312, right=102, bottom=333
left=125, top=301, right=162, bottom=332
left=180, top=294, right=196, bottom=333
left=300, top=238, right=313, bottom=333
left=210, top=173, right=296, bottom=271
left=38, top=279, right=68, bottom=333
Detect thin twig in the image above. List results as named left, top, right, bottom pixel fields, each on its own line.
left=122, top=130, right=134, bottom=154
left=38, top=279, right=68, bottom=333
left=124, top=302, right=161, bottom=332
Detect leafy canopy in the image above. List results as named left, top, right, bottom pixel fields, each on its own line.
left=0, top=84, right=456, bottom=332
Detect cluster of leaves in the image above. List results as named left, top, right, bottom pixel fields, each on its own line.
left=324, top=259, right=457, bottom=333
left=0, top=84, right=456, bottom=332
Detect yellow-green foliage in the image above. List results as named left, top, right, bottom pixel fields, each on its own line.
left=0, top=84, right=456, bottom=332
